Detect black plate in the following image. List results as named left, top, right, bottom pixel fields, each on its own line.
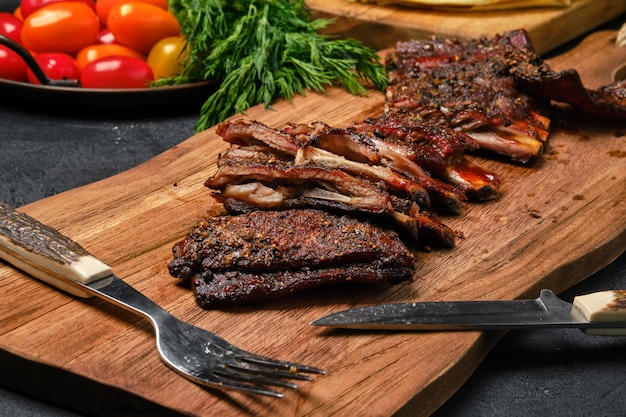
left=0, top=78, right=215, bottom=110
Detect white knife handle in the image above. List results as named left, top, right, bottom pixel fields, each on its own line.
left=573, top=290, right=626, bottom=336
left=0, top=203, right=113, bottom=298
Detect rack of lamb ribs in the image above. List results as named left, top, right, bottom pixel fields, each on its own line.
left=169, top=29, right=626, bottom=308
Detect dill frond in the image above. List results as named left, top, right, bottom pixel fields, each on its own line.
left=164, top=0, right=387, bottom=131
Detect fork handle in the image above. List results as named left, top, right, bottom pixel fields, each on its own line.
left=0, top=203, right=113, bottom=298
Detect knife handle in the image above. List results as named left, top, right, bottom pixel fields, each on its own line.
left=0, top=203, right=113, bottom=298
left=573, top=290, right=626, bottom=336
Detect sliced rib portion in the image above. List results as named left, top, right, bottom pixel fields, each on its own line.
left=168, top=209, right=415, bottom=308
left=350, top=113, right=501, bottom=201
left=215, top=118, right=304, bottom=154
left=208, top=120, right=460, bottom=246
left=206, top=146, right=393, bottom=214
left=385, top=29, right=551, bottom=163
left=215, top=120, right=430, bottom=207
left=515, top=68, right=626, bottom=120
left=284, top=120, right=463, bottom=212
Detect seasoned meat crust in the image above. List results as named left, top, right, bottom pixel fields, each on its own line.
left=168, top=209, right=415, bottom=308
left=191, top=265, right=411, bottom=308
left=383, top=30, right=554, bottom=164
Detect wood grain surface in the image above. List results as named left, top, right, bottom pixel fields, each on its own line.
left=1, top=31, right=625, bottom=417
left=307, top=0, right=626, bottom=53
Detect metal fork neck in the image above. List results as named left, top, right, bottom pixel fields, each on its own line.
left=87, top=274, right=171, bottom=323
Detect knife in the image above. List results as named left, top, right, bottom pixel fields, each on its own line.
left=311, top=289, right=626, bottom=336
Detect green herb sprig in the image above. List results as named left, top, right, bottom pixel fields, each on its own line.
left=162, top=0, right=387, bottom=132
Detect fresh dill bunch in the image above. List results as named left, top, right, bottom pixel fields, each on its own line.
left=163, top=0, right=387, bottom=132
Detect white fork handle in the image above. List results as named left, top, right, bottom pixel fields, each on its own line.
left=0, top=203, right=112, bottom=298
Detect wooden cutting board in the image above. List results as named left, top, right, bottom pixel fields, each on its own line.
left=307, top=0, right=626, bottom=54
left=1, top=31, right=625, bottom=417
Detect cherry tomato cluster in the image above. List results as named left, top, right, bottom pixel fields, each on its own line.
left=0, top=0, right=189, bottom=88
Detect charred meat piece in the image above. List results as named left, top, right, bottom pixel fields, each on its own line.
left=206, top=145, right=394, bottom=214
left=351, top=113, right=501, bottom=201
left=222, top=190, right=456, bottom=248
left=215, top=118, right=304, bottom=155
left=284, top=120, right=463, bottom=212
left=515, top=69, right=626, bottom=120
left=215, top=120, right=430, bottom=207
left=209, top=123, right=458, bottom=246
left=388, top=196, right=456, bottom=248
left=593, top=79, right=626, bottom=111
left=206, top=146, right=422, bottom=242
left=385, top=29, right=551, bottom=163
left=502, top=29, right=626, bottom=119
left=168, top=209, right=415, bottom=308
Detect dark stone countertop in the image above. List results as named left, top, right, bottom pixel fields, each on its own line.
left=0, top=1, right=624, bottom=414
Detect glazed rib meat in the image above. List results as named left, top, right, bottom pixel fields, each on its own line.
left=168, top=209, right=415, bottom=308
left=499, top=29, right=626, bottom=119
left=207, top=145, right=394, bottom=214
left=515, top=69, right=626, bottom=120
left=171, top=29, right=626, bottom=310
left=214, top=120, right=430, bottom=207
left=208, top=120, right=460, bottom=246
left=283, top=120, right=462, bottom=212
left=350, top=113, right=501, bottom=201
left=385, top=29, right=551, bottom=163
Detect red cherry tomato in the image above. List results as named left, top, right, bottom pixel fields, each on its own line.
left=20, top=0, right=96, bottom=19
left=107, top=1, right=180, bottom=54
left=80, top=55, right=154, bottom=88
left=97, top=28, right=117, bottom=45
left=26, top=52, right=80, bottom=84
left=0, top=45, right=28, bottom=82
left=21, top=2, right=100, bottom=54
left=76, top=43, right=145, bottom=70
left=0, top=12, right=24, bottom=43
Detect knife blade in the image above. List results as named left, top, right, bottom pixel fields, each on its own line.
left=311, top=289, right=626, bottom=336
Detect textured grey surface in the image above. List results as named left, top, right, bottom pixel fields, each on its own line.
left=0, top=106, right=198, bottom=208
left=1, top=90, right=624, bottom=417
left=0, top=104, right=199, bottom=417
left=1, top=2, right=625, bottom=413
left=433, top=254, right=626, bottom=417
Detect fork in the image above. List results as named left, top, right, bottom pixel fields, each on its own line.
left=0, top=202, right=324, bottom=397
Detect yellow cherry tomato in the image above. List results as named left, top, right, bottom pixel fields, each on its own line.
left=146, top=36, right=189, bottom=79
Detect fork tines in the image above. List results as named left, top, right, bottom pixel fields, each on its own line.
left=215, top=355, right=326, bottom=397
